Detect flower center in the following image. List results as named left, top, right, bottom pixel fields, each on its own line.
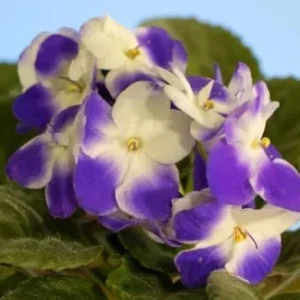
left=251, top=137, right=271, bottom=149
left=233, top=226, right=247, bottom=243
left=203, top=100, right=214, bottom=110
left=124, top=47, right=141, bottom=60
left=59, top=76, right=84, bottom=93
left=127, top=137, right=141, bottom=152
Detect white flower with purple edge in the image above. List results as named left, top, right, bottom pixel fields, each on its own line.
left=6, top=106, right=80, bottom=218
left=207, top=81, right=300, bottom=211
left=14, top=28, right=96, bottom=130
left=164, top=189, right=300, bottom=288
left=74, top=81, right=194, bottom=224
left=80, top=15, right=187, bottom=98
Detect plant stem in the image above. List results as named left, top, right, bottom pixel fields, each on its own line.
left=196, top=142, right=208, bottom=161
left=265, top=271, right=300, bottom=299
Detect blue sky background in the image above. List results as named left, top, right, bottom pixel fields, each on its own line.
left=0, top=0, right=299, bottom=78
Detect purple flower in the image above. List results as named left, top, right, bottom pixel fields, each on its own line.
left=6, top=106, right=80, bottom=218
left=14, top=28, right=96, bottom=130
left=74, top=81, right=194, bottom=227
left=207, top=81, right=300, bottom=211
left=168, top=190, right=300, bottom=287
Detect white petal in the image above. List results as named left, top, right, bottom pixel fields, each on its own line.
left=233, top=205, right=300, bottom=240
left=57, top=27, right=79, bottom=41
left=80, top=16, right=137, bottom=69
left=195, top=80, right=214, bottom=107
left=112, top=81, right=170, bottom=134
left=18, top=32, right=49, bottom=89
left=144, top=109, right=194, bottom=164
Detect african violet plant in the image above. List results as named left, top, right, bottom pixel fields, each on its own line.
left=3, top=15, right=300, bottom=299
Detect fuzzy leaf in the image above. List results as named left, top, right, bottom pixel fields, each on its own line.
left=118, top=227, right=178, bottom=274
left=1, top=275, right=104, bottom=299
left=0, top=237, right=103, bottom=271
left=106, top=259, right=169, bottom=299
left=270, top=294, right=300, bottom=300
left=206, top=270, right=263, bottom=300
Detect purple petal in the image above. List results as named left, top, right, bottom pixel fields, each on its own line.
left=193, top=149, right=208, bottom=191
left=35, top=34, right=78, bottom=76
left=116, top=160, right=179, bottom=221
left=252, top=156, right=300, bottom=211
left=6, top=135, right=55, bottom=189
left=214, top=64, right=223, bottom=84
left=226, top=237, right=280, bottom=284
left=137, top=27, right=173, bottom=69
left=98, top=211, right=138, bottom=232
left=207, top=139, right=255, bottom=205
left=13, top=84, right=56, bottom=130
left=265, top=144, right=282, bottom=160
left=74, top=151, right=119, bottom=216
left=173, top=198, right=228, bottom=243
left=52, top=105, right=79, bottom=133
left=105, top=67, right=155, bottom=98
left=172, top=40, right=187, bottom=72
left=175, top=244, right=229, bottom=288
left=187, top=76, right=228, bottom=102
left=16, top=123, right=33, bottom=134
left=45, top=157, right=77, bottom=218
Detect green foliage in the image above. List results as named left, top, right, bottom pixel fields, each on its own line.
left=141, top=18, right=262, bottom=82
left=206, top=270, right=263, bottom=300
left=0, top=237, right=103, bottom=271
left=1, top=275, right=104, bottom=300
left=118, top=227, right=179, bottom=274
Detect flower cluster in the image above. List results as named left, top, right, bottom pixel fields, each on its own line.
left=6, top=15, right=300, bottom=288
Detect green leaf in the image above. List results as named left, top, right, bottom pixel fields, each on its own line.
left=0, top=185, right=47, bottom=239
left=0, top=237, right=103, bottom=271
left=165, top=289, right=207, bottom=299
left=118, top=227, right=178, bottom=274
left=270, top=294, right=300, bottom=300
left=1, top=275, right=104, bottom=300
left=0, top=266, right=26, bottom=297
left=275, top=230, right=300, bottom=274
left=206, top=270, right=263, bottom=300
left=106, top=259, right=168, bottom=300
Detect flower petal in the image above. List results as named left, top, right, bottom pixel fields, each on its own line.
left=35, top=34, right=78, bottom=77
left=105, top=66, right=155, bottom=98
left=144, top=109, right=194, bottom=164
left=207, top=139, right=255, bottom=205
left=116, top=154, right=179, bottom=221
left=74, top=151, right=121, bottom=216
left=225, top=236, right=281, bottom=284
left=173, top=194, right=235, bottom=244
left=136, top=27, right=173, bottom=69
left=18, top=32, right=49, bottom=89
left=214, top=64, right=223, bottom=84
left=98, top=211, right=138, bottom=232
left=45, top=151, right=77, bottom=218
left=251, top=156, right=300, bottom=211
left=13, top=84, right=56, bottom=130
left=112, top=81, right=170, bottom=134
left=80, top=16, right=135, bottom=69
left=175, top=241, right=231, bottom=288
left=193, top=149, right=208, bottom=191
left=171, top=40, right=187, bottom=72
left=6, top=134, right=55, bottom=189
left=228, top=62, right=253, bottom=105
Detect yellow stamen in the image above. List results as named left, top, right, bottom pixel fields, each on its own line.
left=124, top=47, right=141, bottom=60
left=203, top=100, right=214, bottom=110
left=261, top=137, right=271, bottom=148
left=251, top=137, right=271, bottom=149
left=66, top=83, right=82, bottom=93
left=127, top=137, right=141, bottom=152
left=233, top=226, right=247, bottom=243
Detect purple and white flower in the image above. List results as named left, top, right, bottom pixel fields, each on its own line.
left=14, top=28, right=95, bottom=130
left=169, top=190, right=300, bottom=287
left=207, top=81, right=300, bottom=211
left=80, top=15, right=187, bottom=98
left=74, top=81, right=194, bottom=226
left=6, top=106, right=80, bottom=218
